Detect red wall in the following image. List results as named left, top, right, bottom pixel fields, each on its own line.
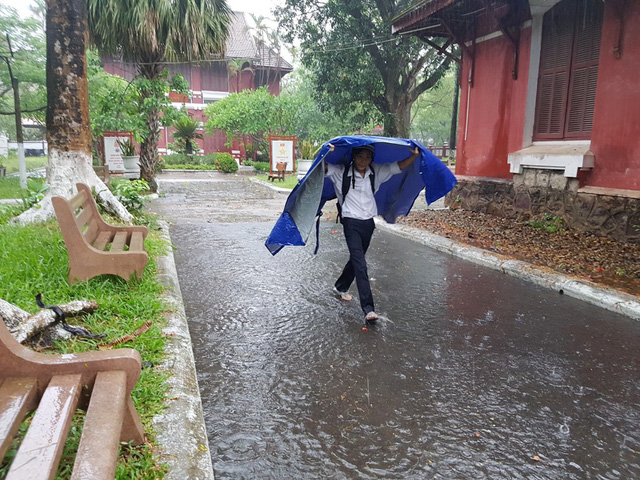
left=586, top=1, right=640, bottom=191
left=456, top=29, right=531, bottom=178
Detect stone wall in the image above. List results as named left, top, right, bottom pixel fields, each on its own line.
left=446, top=170, right=640, bottom=244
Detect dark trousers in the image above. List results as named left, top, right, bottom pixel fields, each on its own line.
left=335, top=217, right=376, bottom=314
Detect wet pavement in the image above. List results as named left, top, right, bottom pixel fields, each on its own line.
left=149, top=171, right=639, bottom=480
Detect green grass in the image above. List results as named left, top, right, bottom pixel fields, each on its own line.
left=0, top=216, right=170, bottom=479
left=0, top=177, right=46, bottom=199
left=0, top=155, right=48, bottom=174
left=256, top=173, right=299, bottom=190
left=159, top=163, right=215, bottom=170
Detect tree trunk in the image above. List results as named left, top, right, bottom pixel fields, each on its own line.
left=384, top=98, right=412, bottom=139
left=137, top=62, right=164, bottom=193
left=139, top=102, right=160, bottom=192
left=14, top=0, right=131, bottom=225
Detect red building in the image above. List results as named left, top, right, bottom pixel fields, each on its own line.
left=393, top=0, right=639, bottom=242
left=102, top=11, right=293, bottom=157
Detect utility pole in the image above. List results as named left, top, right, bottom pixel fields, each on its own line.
left=12, top=77, right=27, bottom=189
left=3, top=33, right=27, bottom=188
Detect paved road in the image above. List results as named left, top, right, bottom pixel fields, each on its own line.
left=149, top=171, right=639, bottom=480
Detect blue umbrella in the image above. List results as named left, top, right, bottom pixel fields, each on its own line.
left=265, top=135, right=457, bottom=255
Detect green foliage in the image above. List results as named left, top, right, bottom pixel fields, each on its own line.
left=117, top=138, right=137, bottom=156
left=205, top=87, right=278, bottom=144
left=0, top=6, right=47, bottom=138
left=526, top=214, right=564, bottom=233
left=112, top=179, right=149, bottom=213
left=19, top=180, right=49, bottom=209
left=276, top=0, right=452, bottom=136
left=0, top=153, right=48, bottom=174
left=171, top=115, right=203, bottom=155
left=214, top=152, right=238, bottom=173
left=245, top=160, right=270, bottom=173
left=0, top=176, right=45, bottom=199
left=300, top=140, right=315, bottom=159
left=256, top=173, right=299, bottom=189
left=0, top=220, right=169, bottom=479
left=0, top=203, right=24, bottom=224
left=411, top=68, right=456, bottom=145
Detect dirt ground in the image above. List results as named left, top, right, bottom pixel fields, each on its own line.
left=399, top=208, right=640, bottom=297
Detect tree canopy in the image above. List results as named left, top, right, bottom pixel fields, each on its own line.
left=0, top=5, right=46, bottom=138
left=276, top=0, right=452, bottom=138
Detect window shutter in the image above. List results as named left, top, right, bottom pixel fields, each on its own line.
left=565, top=0, right=603, bottom=137
left=533, top=0, right=603, bottom=141
left=533, top=2, right=575, bottom=139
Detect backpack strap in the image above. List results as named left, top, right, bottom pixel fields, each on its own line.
left=337, top=164, right=375, bottom=223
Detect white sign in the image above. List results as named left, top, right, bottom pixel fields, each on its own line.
left=270, top=139, right=294, bottom=172
left=104, top=136, right=129, bottom=172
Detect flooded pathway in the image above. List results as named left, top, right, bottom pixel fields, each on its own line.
left=149, top=171, right=639, bottom=479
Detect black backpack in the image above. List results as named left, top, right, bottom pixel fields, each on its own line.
left=336, top=164, right=375, bottom=223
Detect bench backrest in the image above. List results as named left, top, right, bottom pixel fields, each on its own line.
left=52, top=184, right=105, bottom=250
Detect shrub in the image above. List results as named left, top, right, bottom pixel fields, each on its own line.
left=161, top=154, right=189, bottom=166
left=201, top=154, right=218, bottom=166
left=214, top=153, right=238, bottom=173
left=251, top=161, right=270, bottom=174
left=113, top=179, right=149, bottom=213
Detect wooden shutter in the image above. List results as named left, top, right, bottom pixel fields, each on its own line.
left=565, top=0, right=603, bottom=137
left=533, top=0, right=603, bottom=141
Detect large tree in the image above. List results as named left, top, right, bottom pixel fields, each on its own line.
left=0, top=5, right=46, bottom=139
left=87, top=0, right=232, bottom=191
left=276, top=0, right=452, bottom=137
left=14, top=0, right=131, bottom=224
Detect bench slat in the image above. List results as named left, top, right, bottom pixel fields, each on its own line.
left=75, top=204, right=93, bottom=229
left=69, top=191, right=87, bottom=211
left=129, top=231, right=144, bottom=252
left=110, top=231, right=128, bottom=252
left=0, top=377, right=37, bottom=461
left=71, top=371, right=127, bottom=480
left=84, top=218, right=101, bottom=246
left=92, top=231, right=112, bottom=251
left=6, top=374, right=82, bottom=480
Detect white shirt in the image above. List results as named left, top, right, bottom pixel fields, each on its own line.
left=326, top=162, right=401, bottom=220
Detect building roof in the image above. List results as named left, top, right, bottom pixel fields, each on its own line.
left=392, top=0, right=531, bottom=41
left=225, top=12, right=293, bottom=72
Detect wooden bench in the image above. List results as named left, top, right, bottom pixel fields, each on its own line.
left=0, top=318, right=145, bottom=479
left=52, top=183, right=149, bottom=284
left=268, top=161, right=286, bottom=182
left=93, top=165, right=111, bottom=187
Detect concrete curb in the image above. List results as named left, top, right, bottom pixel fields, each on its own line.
left=248, top=176, right=291, bottom=193
left=153, top=220, right=215, bottom=480
left=376, top=220, right=640, bottom=320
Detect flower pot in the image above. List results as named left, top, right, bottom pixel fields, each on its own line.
left=122, top=155, right=140, bottom=171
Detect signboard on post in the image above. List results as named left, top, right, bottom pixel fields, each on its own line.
left=268, top=135, right=297, bottom=174
left=102, top=131, right=133, bottom=172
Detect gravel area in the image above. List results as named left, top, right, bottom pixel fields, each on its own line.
left=400, top=208, right=640, bottom=297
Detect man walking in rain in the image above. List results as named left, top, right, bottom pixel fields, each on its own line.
left=325, top=143, right=419, bottom=323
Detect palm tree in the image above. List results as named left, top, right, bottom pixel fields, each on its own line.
left=87, top=0, right=232, bottom=192
left=227, top=58, right=252, bottom=93
left=172, top=116, right=203, bottom=155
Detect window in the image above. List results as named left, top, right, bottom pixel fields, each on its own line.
left=533, top=0, right=603, bottom=140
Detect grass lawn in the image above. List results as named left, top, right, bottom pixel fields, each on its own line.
left=1, top=155, right=48, bottom=174
left=0, top=210, right=170, bottom=479
left=0, top=177, right=46, bottom=199
left=256, top=173, right=299, bottom=190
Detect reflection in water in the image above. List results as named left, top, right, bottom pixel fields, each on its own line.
left=158, top=179, right=640, bottom=480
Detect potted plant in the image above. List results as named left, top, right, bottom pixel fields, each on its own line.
left=117, top=138, right=140, bottom=171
